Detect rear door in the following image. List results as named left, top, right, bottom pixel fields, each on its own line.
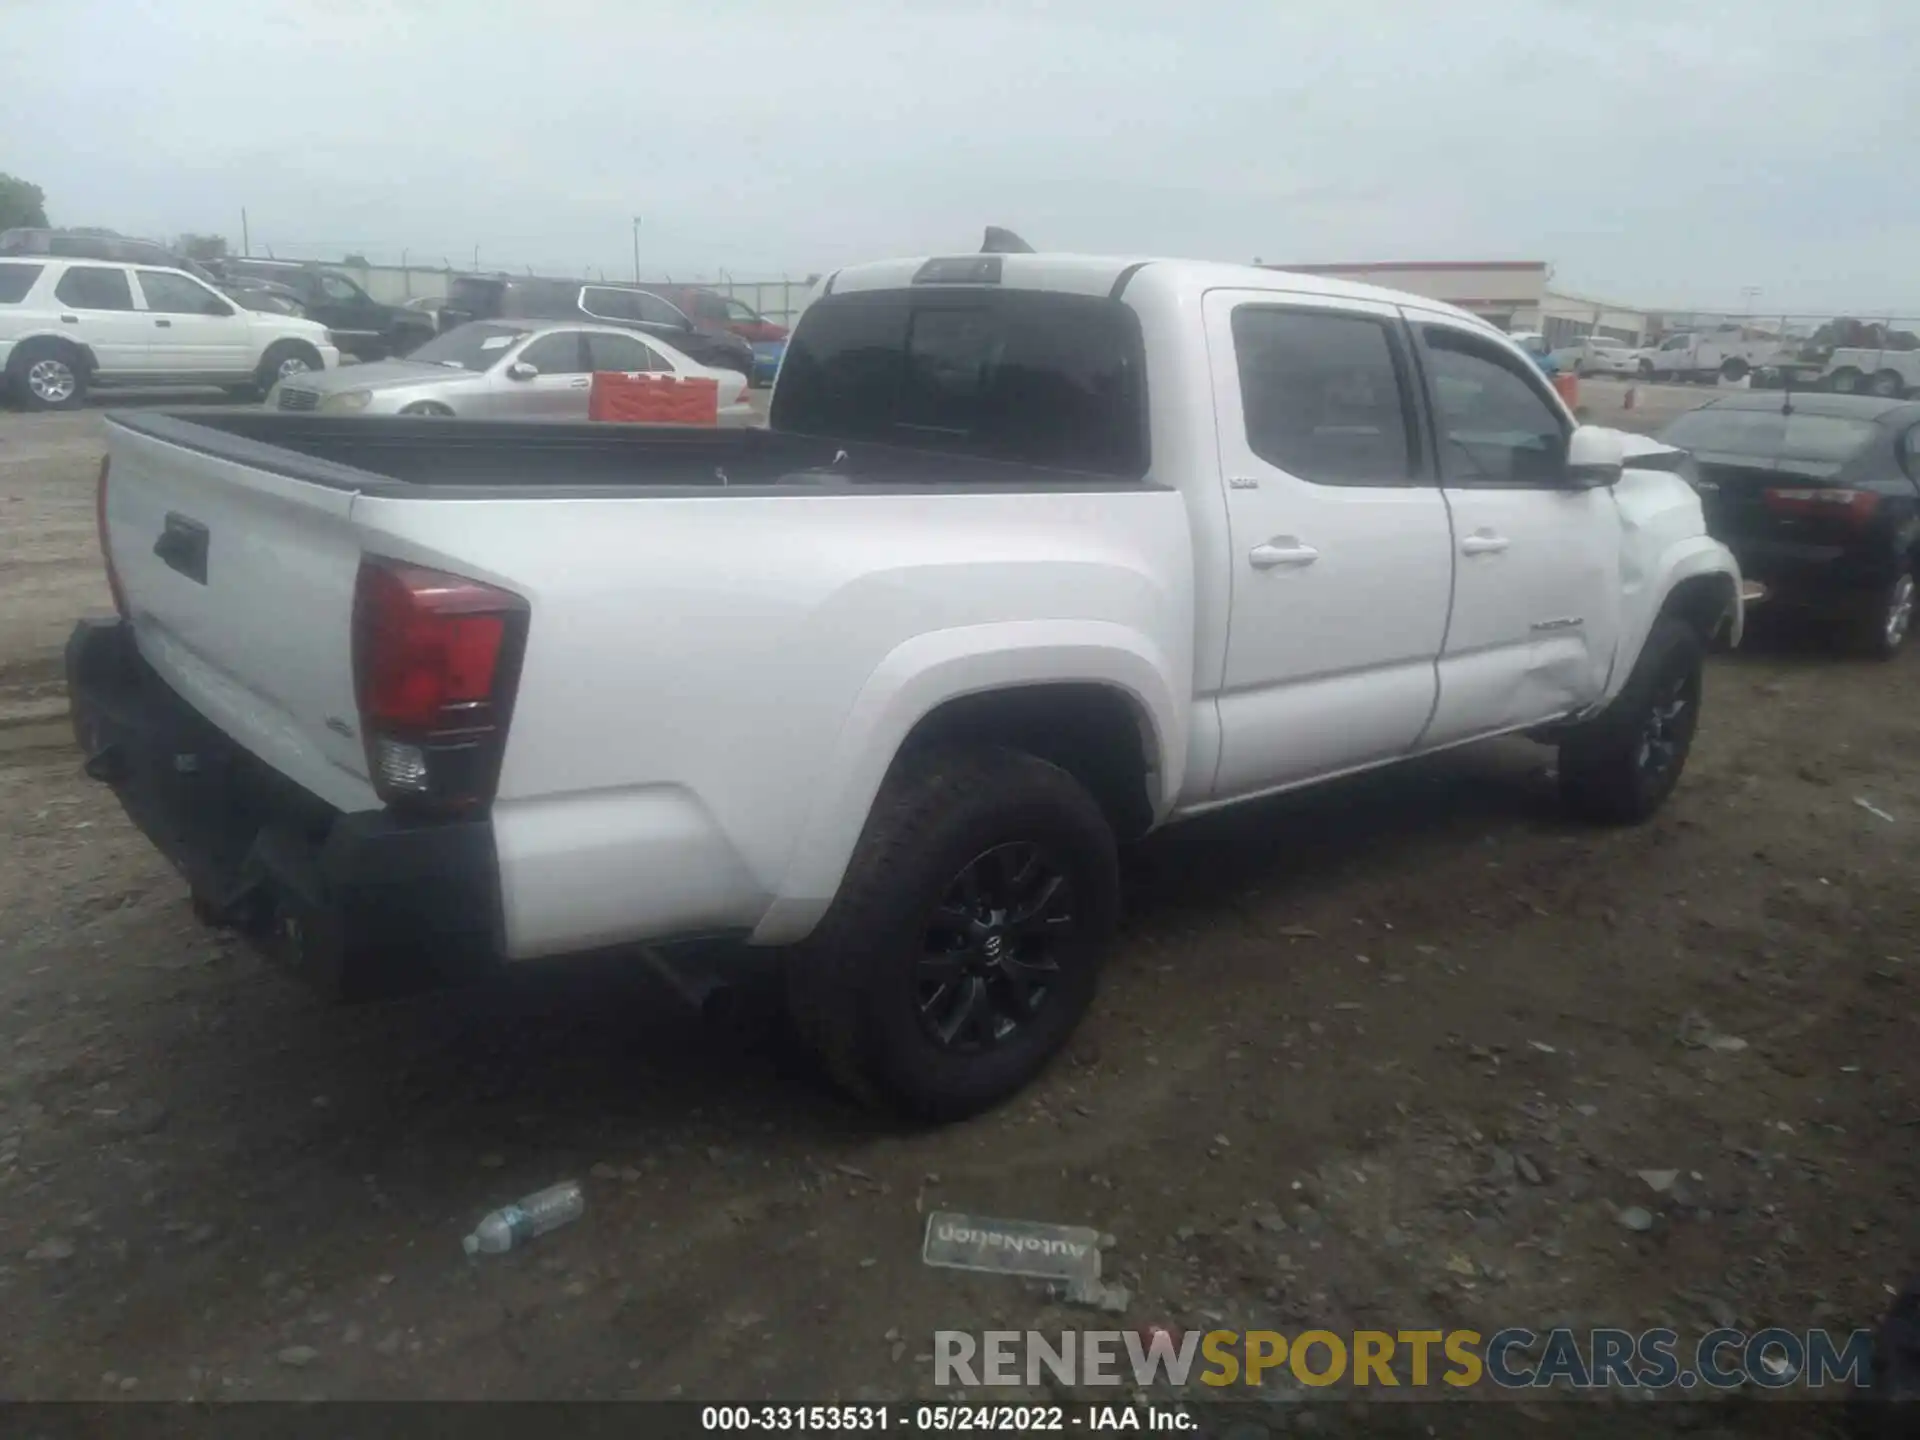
left=1202, top=289, right=1454, bottom=796
left=103, top=423, right=375, bottom=812
left=51, top=264, right=149, bottom=375
left=131, top=269, right=251, bottom=377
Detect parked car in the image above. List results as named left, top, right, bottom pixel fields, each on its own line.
left=1508, top=331, right=1561, bottom=376
left=1660, top=391, right=1920, bottom=657
left=0, top=257, right=338, bottom=411
left=402, top=294, right=456, bottom=332
left=439, top=275, right=757, bottom=380
left=208, top=259, right=434, bottom=360
left=1552, top=334, right=1647, bottom=378
left=265, top=319, right=753, bottom=422
left=648, top=285, right=790, bottom=344
left=1822, top=347, right=1920, bottom=400
left=69, top=249, right=1740, bottom=1118
left=1641, top=326, right=1781, bottom=384
left=225, top=279, right=309, bottom=318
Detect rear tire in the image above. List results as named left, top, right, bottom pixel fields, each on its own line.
left=9, top=339, right=88, bottom=412
left=1720, top=357, right=1749, bottom=382
left=784, top=745, right=1119, bottom=1122
left=1869, top=369, right=1906, bottom=399
left=255, top=341, right=322, bottom=396
left=399, top=401, right=455, bottom=417
left=1559, top=617, right=1705, bottom=825
left=1829, top=366, right=1864, bottom=395
left=1853, top=569, right=1915, bottom=660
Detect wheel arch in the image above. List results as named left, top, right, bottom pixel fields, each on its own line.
left=749, top=621, right=1185, bottom=946
left=7, top=331, right=97, bottom=377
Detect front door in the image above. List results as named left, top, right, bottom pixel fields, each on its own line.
left=1204, top=289, right=1456, bottom=798
left=132, top=269, right=251, bottom=377
left=498, top=330, right=593, bottom=418
left=1407, top=314, right=1621, bottom=748
left=50, top=265, right=149, bottom=376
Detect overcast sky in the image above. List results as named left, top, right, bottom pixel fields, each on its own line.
left=3, top=0, right=1914, bottom=315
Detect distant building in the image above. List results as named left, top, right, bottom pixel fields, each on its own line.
left=1258, top=260, right=1651, bottom=347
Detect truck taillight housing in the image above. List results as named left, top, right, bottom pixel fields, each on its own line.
left=1762, top=486, right=1879, bottom=523
left=351, top=557, right=529, bottom=815
left=96, top=457, right=128, bottom=619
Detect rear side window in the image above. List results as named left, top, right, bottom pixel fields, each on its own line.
left=54, top=265, right=134, bottom=311
left=585, top=331, right=668, bottom=372
left=1231, top=307, right=1419, bottom=485
left=0, top=263, right=43, bottom=303
left=772, top=289, right=1148, bottom=477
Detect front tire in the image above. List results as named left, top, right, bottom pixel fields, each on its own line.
left=1720, top=357, right=1749, bottom=382
left=1869, top=370, right=1906, bottom=400
left=1829, top=366, right=1864, bottom=395
left=1559, top=616, right=1705, bottom=825
left=784, top=745, right=1120, bottom=1122
left=9, top=340, right=88, bottom=412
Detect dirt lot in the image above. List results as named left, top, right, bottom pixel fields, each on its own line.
left=1, top=386, right=1916, bottom=1429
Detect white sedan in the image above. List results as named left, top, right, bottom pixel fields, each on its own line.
left=266, top=319, right=754, bottom=421
left=1552, top=335, right=1648, bottom=378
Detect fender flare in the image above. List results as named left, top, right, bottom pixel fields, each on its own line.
left=748, top=619, right=1184, bottom=945
left=1605, top=536, right=1742, bottom=707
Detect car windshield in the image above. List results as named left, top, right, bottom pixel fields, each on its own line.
left=1661, top=407, right=1880, bottom=464
left=403, top=322, right=530, bottom=371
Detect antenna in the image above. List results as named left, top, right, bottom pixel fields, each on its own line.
left=981, top=226, right=1035, bottom=254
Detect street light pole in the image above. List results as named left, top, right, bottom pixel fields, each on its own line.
left=632, top=217, right=641, bottom=283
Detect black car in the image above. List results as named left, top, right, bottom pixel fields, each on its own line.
left=439, top=274, right=756, bottom=378
left=209, top=259, right=433, bottom=360
left=1660, top=391, right=1920, bottom=658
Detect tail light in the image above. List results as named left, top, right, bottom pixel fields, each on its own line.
left=351, top=557, right=528, bottom=815
left=96, top=457, right=128, bottom=619
left=1762, top=487, right=1879, bottom=523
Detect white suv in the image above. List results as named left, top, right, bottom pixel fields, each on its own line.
left=0, top=257, right=339, bottom=412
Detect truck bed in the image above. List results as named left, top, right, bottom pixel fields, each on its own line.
left=106, top=410, right=1150, bottom=499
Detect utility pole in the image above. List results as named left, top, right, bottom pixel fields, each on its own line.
left=632, top=216, right=641, bottom=283
left=241, top=207, right=250, bottom=257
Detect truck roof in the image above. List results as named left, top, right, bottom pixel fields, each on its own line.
left=824, top=253, right=1497, bottom=331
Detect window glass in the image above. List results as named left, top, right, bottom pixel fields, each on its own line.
left=1231, top=308, right=1416, bottom=485
left=516, top=332, right=587, bottom=374
left=579, top=287, right=641, bottom=323
left=318, top=273, right=361, bottom=303
left=632, top=291, right=688, bottom=327
left=54, top=265, right=134, bottom=311
left=1662, top=407, right=1880, bottom=465
left=724, top=298, right=760, bottom=323
left=585, top=331, right=666, bottom=372
left=136, top=269, right=231, bottom=316
left=771, top=289, right=1146, bottom=476
left=1422, top=326, right=1569, bottom=487
left=0, top=262, right=44, bottom=303
left=408, top=322, right=532, bottom=372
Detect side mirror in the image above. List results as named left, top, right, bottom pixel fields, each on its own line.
left=507, top=361, right=538, bottom=381
left=1565, top=424, right=1625, bottom=489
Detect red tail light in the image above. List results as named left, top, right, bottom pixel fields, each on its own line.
left=1762, top=486, right=1879, bottom=523
left=96, top=457, right=128, bottom=619
left=351, top=557, right=528, bottom=815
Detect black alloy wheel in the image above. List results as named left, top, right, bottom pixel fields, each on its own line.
left=916, top=841, right=1077, bottom=1052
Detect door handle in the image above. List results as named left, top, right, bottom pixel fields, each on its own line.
left=1460, top=532, right=1510, bottom=556
left=569, top=378, right=591, bottom=389
left=1249, top=539, right=1319, bottom=569
left=60, top=314, right=79, bottom=324
left=154, top=319, right=172, bottom=328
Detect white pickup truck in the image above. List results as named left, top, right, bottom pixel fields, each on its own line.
left=1641, top=326, right=1782, bottom=384
left=68, top=250, right=1743, bottom=1119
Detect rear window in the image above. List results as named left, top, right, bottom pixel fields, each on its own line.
left=1661, top=407, right=1881, bottom=465
left=771, top=289, right=1148, bottom=477
left=0, top=263, right=43, bottom=303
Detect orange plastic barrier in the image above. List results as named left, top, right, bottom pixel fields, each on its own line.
left=1551, top=371, right=1579, bottom=408
left=588, top=371, right=719, bottom=425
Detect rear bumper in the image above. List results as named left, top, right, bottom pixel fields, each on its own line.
left=1725, top=537, right=1895, bottom=611
left=65, top=617, right=502, bottom=1000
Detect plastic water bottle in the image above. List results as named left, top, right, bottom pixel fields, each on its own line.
left=462, top=1180, right=584, bottom=1256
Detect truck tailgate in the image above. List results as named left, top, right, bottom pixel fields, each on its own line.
left=102, top=419, right=377, bottom=813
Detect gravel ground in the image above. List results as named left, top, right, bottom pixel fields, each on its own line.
left=0, top=387, right=1913, bottom=1432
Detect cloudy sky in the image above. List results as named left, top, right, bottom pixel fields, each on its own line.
left=3, top=0, right=1915, bottom=314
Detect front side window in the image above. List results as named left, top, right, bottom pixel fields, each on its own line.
left=54, top=265, right=134, bottom=311
left=318, top=273, right=363, bottom=303
left=1421, top=325, right=1568, bottom=487
left=1231, top=307, right=1418, bottom=486
left=136, top=269, right=231, bottom=316
left=515, top=332, right=587, bottom=375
